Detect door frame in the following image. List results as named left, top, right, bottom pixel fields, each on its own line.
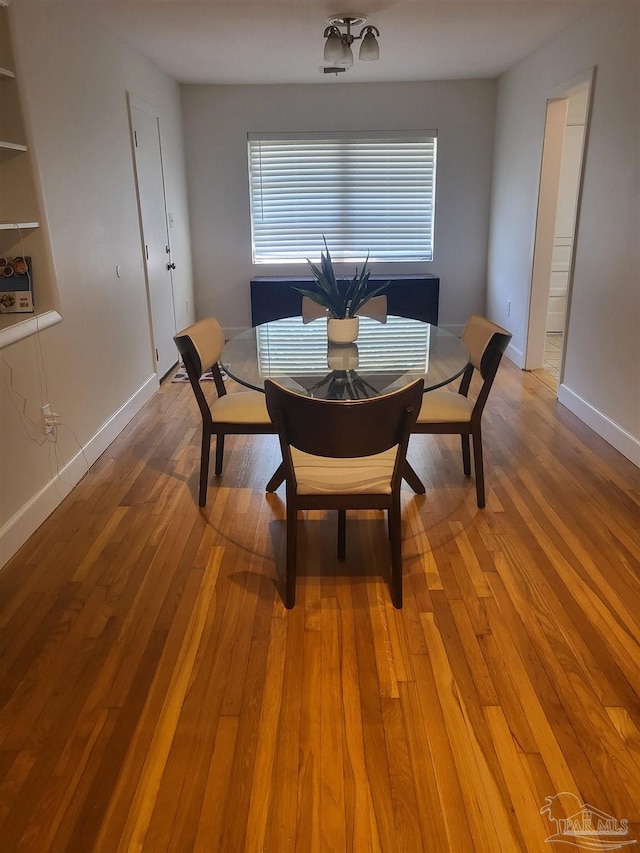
left=525, top=67, right=596, bottom=378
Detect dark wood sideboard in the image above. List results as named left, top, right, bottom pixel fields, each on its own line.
left=250, top=275, right=440, bottom=327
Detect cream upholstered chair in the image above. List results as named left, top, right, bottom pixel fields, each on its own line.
left=358, top=294, right=387, bottom=321
left=412, top=315, right=511, bottom=508
left=301, top=295, right=327, bottom=323
left=265, top=378, right=423, bottom=609
left=174, top=317, right=274, bottom=506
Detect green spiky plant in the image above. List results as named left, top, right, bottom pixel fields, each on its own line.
left=294, top=237, right=388, bottom=319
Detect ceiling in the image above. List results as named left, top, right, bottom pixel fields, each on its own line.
left=92, top=0, right=601, bottom=85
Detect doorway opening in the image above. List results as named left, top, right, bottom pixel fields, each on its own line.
left=526, top=70, right=594, bottom=391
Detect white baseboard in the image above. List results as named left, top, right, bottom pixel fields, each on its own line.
left=558, top=383, right=640, bottom=468
left=0, top=374, right=159, bottom=570
left=505, top=340, right=525, bottom=369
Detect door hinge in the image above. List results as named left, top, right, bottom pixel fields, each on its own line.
left=145, top=244, right=149, bottom=260
left=156, top=348, right=159, bottom=362
left=134, top=130, right=138, bottom=147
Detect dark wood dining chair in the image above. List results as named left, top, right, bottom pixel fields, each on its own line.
left=411, top=315, right=512, bottom=508
left=265, top=378, right=424, bottom=609
left=174, top=317, right=275, bottom=506
left=358, top=294, right=387, bottom=321
left=301, top=295, right=328, bottom=323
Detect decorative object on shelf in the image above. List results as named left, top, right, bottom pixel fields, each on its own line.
left=12, top=256, right=27, bottom=275
left=294, top=237, right=388, bottom=344
left=323, top=16, right=380, bottom=74
left=0, top=255, right=33, bottom=313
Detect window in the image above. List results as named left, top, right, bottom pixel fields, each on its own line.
left=247, top=131, right=437, bottom=263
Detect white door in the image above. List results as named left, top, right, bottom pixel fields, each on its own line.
left=129, top=97, right=177, bottom=378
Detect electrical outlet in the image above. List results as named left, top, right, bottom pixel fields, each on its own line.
left=42, top=404, right=55, bottom=436
left=41, top=403, right=62, bottom=437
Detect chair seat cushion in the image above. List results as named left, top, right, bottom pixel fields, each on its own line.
left=416, top=389, right=473, bottom=423
left=291, top=447, right=397, bottom=495
left=211, top=390, right=271, bottom=424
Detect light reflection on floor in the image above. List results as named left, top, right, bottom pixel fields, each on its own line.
left=544, top=331, right=562, bottom=380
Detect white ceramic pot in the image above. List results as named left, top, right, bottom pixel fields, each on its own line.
left=327, top=316, right=359, bottom=344
left=327, top=343, right=359, bottom=370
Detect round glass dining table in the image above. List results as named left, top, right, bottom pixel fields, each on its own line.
left=221, top=314, right=469, bottom=401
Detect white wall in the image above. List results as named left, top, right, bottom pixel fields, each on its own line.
left=0, top=3, right=195, bottom=566
left=181, top=80, right=497, bottom=335
left=487, top=1, right=640, bottom=464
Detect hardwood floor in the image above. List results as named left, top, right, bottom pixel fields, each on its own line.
left=1, top=361, right=639, bottom=851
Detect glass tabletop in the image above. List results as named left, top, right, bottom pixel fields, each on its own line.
left=221, top=315, right=469, bottom=400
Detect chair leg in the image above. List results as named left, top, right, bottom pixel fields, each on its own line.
left=266, top=461, right=285, bottom=493
left=214, top=434, right=225, bottom=476
left=199, top=428, right=211, bottom=507
left=472, top=428, right=485, bottom=508
left=388, top=504, right=403, bottom=608
left=403, top=461, right=426, bottom=494
left=285, top=502, right=297, bottom=608
left=461, top=434, right=471, bottom=476
left=337, top=509, right=346, bottom=560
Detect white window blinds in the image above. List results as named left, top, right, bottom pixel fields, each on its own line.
left=247, top=131, right=437, bottom=263
left=255, top=316, right=431, bottom=378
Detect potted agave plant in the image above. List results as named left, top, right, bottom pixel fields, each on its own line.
left=295, top=238, right=388, bottom=344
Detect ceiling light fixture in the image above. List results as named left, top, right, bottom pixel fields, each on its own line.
left=323, top=16, right=380, bottom=72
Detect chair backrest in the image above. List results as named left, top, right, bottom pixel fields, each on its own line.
left=265, top=379, right=424, bottom=460
left=173, top=317, right=227, bottom=419
left=301, top=296, right=328, bottom=323
left=358, top=295, right=387, bottom=321
left=174, top=317, right=225, bottom=375
left=458, top=315, right=512, bottom=413
left=302, top=294, right=387, bottom=323
left=462, top=315, right=512, bottom=379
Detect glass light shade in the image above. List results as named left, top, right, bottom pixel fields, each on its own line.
left=324, top=32, right=344, bottom=62
left=359, top=31, right=379, bottom=61
left=339, top=43, right=354, bottom=67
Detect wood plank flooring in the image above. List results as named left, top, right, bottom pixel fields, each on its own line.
left=1, top=361, right=639, bottom=851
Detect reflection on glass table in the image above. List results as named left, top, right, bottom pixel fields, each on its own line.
left=221, top=315, right=469, bottom=401
left=221, top=315, right=469, bottom=495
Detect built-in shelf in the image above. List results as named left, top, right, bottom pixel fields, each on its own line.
left=0, top=139, right=27, bottom=151
left=0, top=221, right=39, bottom=230
left=0, top=310, right=63, bottom=350
left=0, top=2, right=58, bottom=344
